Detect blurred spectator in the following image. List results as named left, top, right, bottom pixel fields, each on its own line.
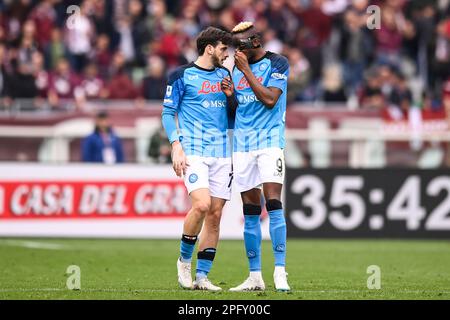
left=142, top=55, right=166, bottom=100
left=3, top=0, right=33, bottom=44
left=218, top=8, right=236, bottom=33
left=431, top=18, right=450, bottom=92
left=386, top=72, right=413, bottom=120
left=148, top=126, right=171, bottom=163
left=155, top=20, right=189, bottom=69
left=47, top=58, right=81, bottom=108
left=82, top=111, right=124, bottom=164
left=33, top=51, right=50, bottom=99
left=117, top=17, right=136, bottom=64
left=321, top=0, right=350, bottom=16
left=75, top=63, right=107, bottom=107
left=340, top=8, right=373, bottom=93
left=4, top=59, right=38, bottom=100
left=295, top=0, right=333, bottom=82
left=263, top=29, right=283, bottom=54
left=91, top=0, right=118, bottom=46
left=147, top=0, right=173, bottom=42
left=64, top=0, right=95, bottom=72
left=374, top=5, right=415, bottom=66
left=44, top=28, right=69, bottom=71
left=410, top=3, right=438, bottom=87
left=443, top=77, right=450, bottom=166
left=359, top=67, right=385, bottom=109
left=90, top=34, right=112, bottom=79
left=0, top=15, right=5, bottom=43
left=287, top=47, right=311, bottom=103
left=179, top=2, right=201, bottom=38
left=108, top=51, right=128, bottom=78
left=321, top=64, right=348, bottom=103
left=106, top=70, right=139, bottom=100
left=128, top=0, right=152, bottom=66
left=17, top=21, right=38, bottom=67
left=231, top=0, right=260, bottom=23
left=0, top=42, right=7, bottom=99
left=265, top=0, right=294, bottom=43
left=444, top=77, right=450, bottom=118
left=378, top=64, right=396, bottom=97
left=106, top=52, right=139, bottom=100
left=29, top=0, right=57, bottom=48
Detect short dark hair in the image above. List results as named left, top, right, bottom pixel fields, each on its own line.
left=196, top=27, right=232, bottom=55
left=96, top=110, right=109, bottom=119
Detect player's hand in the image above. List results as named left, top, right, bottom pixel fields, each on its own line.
left=221, top=76, right=234, bottom=97
left=234, top=50, right=250, bottom=73
left=171, top=141, right=188, bottom=178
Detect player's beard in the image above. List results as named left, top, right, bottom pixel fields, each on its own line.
left=211, top=53, right=222, bottom=68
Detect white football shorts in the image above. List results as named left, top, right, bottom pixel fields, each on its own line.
left=184, top=155, right=233, bottom=200
left=232, top=147, right=285, bottom=193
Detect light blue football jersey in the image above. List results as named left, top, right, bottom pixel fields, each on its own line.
left=162, top=62, right=234, bottom=157
left=232, top=51, right=289, bottom=152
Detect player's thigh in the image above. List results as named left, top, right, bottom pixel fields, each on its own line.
left=232, top=151, right=261, bottom=193
left=209, top=196, right=226, bottom=217
left=208, top=157, right=232, bottom=201
left=189, top=188, right=211, bottom=215
left=184, top=156, right=209, bottom=195
left=257, top=147, right=285, bottom=185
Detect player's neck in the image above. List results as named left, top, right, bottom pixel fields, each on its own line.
left=249, top=48, right=266, bottom=64
left=194, top=56, right=215, bottom=71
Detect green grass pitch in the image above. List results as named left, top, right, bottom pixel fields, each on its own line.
left=1, top=238, right=449, bottom=300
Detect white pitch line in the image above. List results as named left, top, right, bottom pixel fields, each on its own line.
left=1, top=288, right=450, bottom=294
left=0, top=240, right=66, bottom=250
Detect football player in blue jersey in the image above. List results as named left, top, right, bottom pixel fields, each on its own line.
left=161, top=27, right=234, bottom=291
left=221, top=21, right=291, bottom=292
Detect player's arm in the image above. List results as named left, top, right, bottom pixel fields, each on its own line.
left=161, top=72, right=188, bottom=178
left=234, top=51, right=282, bottom=109
left=221, top=75, right=238, bottom=117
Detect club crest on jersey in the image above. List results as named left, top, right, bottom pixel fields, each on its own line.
left=198, top=81, right=222, bottom=94
left=259, top=62, right=268, bottom=71
left=236, top=76, right=263, bottom=90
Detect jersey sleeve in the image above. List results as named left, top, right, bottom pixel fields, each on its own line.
left=163, top=68, right=185, bottom=110
left=267, top=55, right=289, bottom=92
left=161, top=68, right=185, bottom=144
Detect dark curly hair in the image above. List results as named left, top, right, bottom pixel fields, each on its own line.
left=196, top=27, right=232, bottom=56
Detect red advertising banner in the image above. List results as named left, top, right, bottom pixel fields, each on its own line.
left=0, top=164, right=262, bottom=239
left=0, top=181, right=190, bottom=219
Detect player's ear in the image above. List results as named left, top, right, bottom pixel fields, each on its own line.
left=206, top=44, right=214, bottom=55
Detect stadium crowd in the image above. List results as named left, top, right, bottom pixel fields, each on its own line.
left=0, top=0, right=449, bottom=116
